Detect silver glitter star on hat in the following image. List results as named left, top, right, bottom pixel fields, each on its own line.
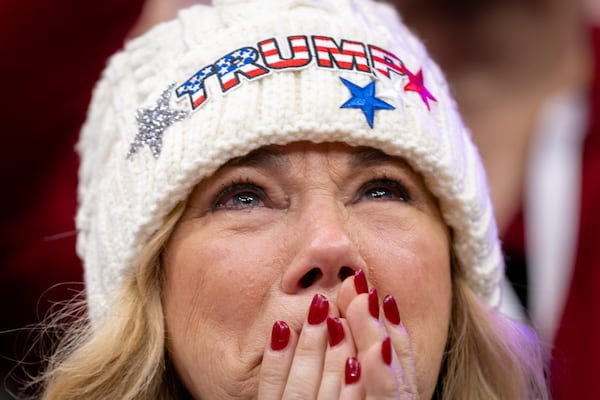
left=127, top=84, right=188, bottom=159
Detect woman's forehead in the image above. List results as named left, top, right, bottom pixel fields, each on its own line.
left=219, top=141, right=415, bottom=173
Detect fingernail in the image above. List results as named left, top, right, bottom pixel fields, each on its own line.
left=383, top=295, right=401, bottom=325
left=327, top=317, right=345, bottom=347
left=354, top=269, right=368, bottom=294
left=308, top=293, right=329, bottom=325
left=345, top=356, right=361, bottom=385
left=368, top=287, right=379, bottom=319
left=381, top=336, right=392, bottom=365
left=270, top=320, right=290, bottom=351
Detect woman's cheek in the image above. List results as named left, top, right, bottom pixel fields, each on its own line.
left=179, top=239, right=276, bottom=321
left=360, top=222, right=451, bottom=397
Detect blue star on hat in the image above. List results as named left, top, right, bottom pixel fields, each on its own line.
left=339, top=77, right=395, bottom=128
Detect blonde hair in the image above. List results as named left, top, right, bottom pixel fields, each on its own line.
left=32, top=208, right=549, bottom=399
left=439, top=269, right=550, bottom=399
left=31, top=203, right=186, bottom=400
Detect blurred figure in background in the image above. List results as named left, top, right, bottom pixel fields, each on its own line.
left=392, top=0, right=600, bottom=398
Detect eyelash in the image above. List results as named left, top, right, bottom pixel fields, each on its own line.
left=212, top=180, right=269, bottom=210
left=211, top=177, right=411, bottom=211
left=355, top=178, right=412, bottom=203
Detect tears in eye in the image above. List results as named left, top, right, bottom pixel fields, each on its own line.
left=213, top=183, right=267, bottom=210
left=358, top=179, right=411, bottom=203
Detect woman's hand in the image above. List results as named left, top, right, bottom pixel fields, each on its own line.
left=337, top=270, right=419, bottom=399
left=258, top=269, right=419, bottom=399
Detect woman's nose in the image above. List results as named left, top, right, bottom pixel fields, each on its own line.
left=281, top=200, right=366, bottom=294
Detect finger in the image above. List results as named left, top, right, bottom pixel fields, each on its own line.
left=316, top=317, right=356, bottom=400
left=382, top=294, right=418, bottom=396
left=362, top=337, right=402, bottom=399
left=337, top=268, right=368, bottom=314
left=258, top=320, right=299, bottom=400
left=345, top=287, right=386, bottom=357
left=338, top=356, right=365, bottom=400
left=337, top=269, right=385, bottom=357
left=282, top=293, right=330, bottom=399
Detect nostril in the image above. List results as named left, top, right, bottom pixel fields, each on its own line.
left=298, top=266, right=356, bottom=289
left=299, top=268, right=322, bottom=288
left=338, top=266, right=354, bottom=282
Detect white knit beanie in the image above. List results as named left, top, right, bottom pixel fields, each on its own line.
left=78, top=0, right=502, bottom=323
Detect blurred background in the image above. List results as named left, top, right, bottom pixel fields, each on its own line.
left=391, top=1, right=600, bottom=398
left=0, top=1, right=203, bottom=397
left=1, top=0, right=598, bottom=398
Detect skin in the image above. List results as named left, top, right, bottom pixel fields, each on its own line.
left=162, top=141, right=452, bottom=399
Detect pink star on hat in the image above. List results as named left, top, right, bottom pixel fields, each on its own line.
left=403, top=68, right=437, bottom=110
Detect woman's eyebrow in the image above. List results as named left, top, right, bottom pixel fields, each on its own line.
left=221, top=147, right=291, bottom=170
left=221, top=146, right=408, bottom=171
left=350, top=147, right=403, bottom=169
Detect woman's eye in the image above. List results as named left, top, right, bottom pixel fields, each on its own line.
left=365, top=187, right=394, bottom=200
left=359, top=179, right=411, bottom=202
left=213, top=184, right=267, bottom=210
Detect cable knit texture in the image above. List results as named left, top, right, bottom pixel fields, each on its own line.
left=78, top=0, right=502, bottom=323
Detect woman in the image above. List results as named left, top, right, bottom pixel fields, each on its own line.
left=36, top=0, right=549, bottom=398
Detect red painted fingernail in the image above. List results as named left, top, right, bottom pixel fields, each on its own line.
left=327, top=317, right=345, bottom=347
left=382, top=336, right=392, bottom=365
left=354, top=269, right=368, bottom=294
left=345, top=356, right=361, bottom=385
left=383, top=295, right=401, bottom=325
left=270, top=320, right=290, bottom=351
left=308, top=293, right=329, bottom=325
left=368, top=287, right=379, bottom=319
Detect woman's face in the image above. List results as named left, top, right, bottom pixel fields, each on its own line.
left=162, top=141, right=452, bottom=399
